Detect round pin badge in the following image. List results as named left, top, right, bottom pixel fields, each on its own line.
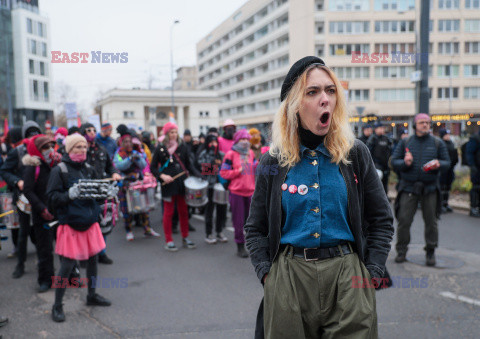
left=281, top=183, right=288, bottom=191
left=298, top=184, right=308, bottom=195
left=288, top=185, right=297, bottom=194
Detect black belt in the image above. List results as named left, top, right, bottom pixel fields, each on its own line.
left=282, top=243, right=354, bottom=261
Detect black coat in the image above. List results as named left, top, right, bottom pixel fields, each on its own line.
left=245, top=140, right=394, bottom=338
left=46, top=154, right=100, bottom=230
left=150, top=142, right=201, bottom=198
left=0, top=144, right=27, bottom=202
left=22, top=155, right=53, bottom=225
left=86, top=142, right=117, bottom=179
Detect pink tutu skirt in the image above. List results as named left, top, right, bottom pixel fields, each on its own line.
left=55, top=222, right=106, bottom=260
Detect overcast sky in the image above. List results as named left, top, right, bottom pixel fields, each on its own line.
left=40, top=0, right=248, bottom=115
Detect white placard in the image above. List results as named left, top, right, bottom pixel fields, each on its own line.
left=65, top=103, right=77, bottom=120
left=87, top=114, right=101, bottom=132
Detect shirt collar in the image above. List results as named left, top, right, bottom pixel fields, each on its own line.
left=300, top=143, right=331, bottom=158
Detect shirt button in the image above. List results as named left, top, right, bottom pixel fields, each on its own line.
left=312, top=232, right=320, bottom=239
left=311, top=207, right=320, bottom=213
left=311, top=160, right=318, bottom=166
left=310, top=151, right=316, bottom=157
left=310, top=183, right=319, bottom=189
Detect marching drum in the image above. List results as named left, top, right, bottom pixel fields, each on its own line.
left=125, top=176, right=157, bottom=214
left=213, top=183, right=229, bottom=205
left=16, top=194, right=31, bottom=215
left=99, top=199, right=119, bottom=235
left=184, top=177, right=208, bottom=207
left=0, top=193, right=19, bottom=229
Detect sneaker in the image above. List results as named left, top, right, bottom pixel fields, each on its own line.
left=164, top=241, right=178, bottom=252
left=98, top=254, right=114, bottom=265
left=144, top=229, right=161, bottom=238
left=426, top=250, right=436, bottom=266
left=86, top=293, right=111, bottom=306
left=7, top=250, right=17, bottom=259
left=126, top=232, right=134, bottom=241
left=216, top=233, right=228, bottom=243
left=204, top=234, right=217, bottom=244
left=52, top=304, right=65, bottom=322
left=38, top=282, right=51, bottom=293
left=183, top=238, right=196, bottom=249
left=394, top=253, right=406, bottom=263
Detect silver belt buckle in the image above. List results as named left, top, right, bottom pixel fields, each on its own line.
left=304, top=248, right=318, bottom=261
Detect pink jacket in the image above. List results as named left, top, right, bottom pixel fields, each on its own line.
left=218, top=137, right=235, bottom=154
left=220, top=149, right=256, bottom=197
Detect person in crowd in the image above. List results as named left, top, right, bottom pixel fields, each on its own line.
left=47, top=134, right=111, bottom=322
left=183, top=129, right=193, bottom=153
left=358, top=124, right=373, bottom=144
left=220, top=129, right=256, bottom=258
left=113, top=131, right=160, bottom=241
left=22, top=135, right=61, bottom=292
left=53, top=127, right=67, bottom=151
left=244, top=56, right=394, bottom=338
left=249, top=128, right=263, bottom=161
left=218, top=120, right=236, bottom=153
left=81, top=123, right=121, bottom=264
left=438, top=129, right=458, bottom=213
left=199, top=133, right=206, bottom=145
left=141, top=131, right=155, bottom=154
left=367, top=122, right=394, bottom=194
left=1, top=127, right=23, bottom=259
left=150, top=122, right=200, bottom=252
left=197, top=134, right=228, bottom=244
left=95, top=123, right=117, bottom=159
left=1, top=121, right=42, bottom=279
left=465, top=129, right=480, bottom=217
left=391, top=113, right=450, bottom=266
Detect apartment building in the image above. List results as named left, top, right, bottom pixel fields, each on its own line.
left=196, top=0, right=480, bottom=136
left=0, top=0, right=53, bottom=128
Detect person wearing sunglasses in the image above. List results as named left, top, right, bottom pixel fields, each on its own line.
left=245, top=56, right=394, bottom=338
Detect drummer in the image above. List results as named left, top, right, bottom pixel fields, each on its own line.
left=113, top=130, right=160, bottom=241
left=150, top=122, right=202, bottom=252
left=197, top=134, right=228, bottom=244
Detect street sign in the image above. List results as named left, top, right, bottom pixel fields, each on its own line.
left=411, top=70, right=422, bottom=82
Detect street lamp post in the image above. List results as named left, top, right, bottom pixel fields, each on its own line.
left=170, top=20, right=180, bottom=116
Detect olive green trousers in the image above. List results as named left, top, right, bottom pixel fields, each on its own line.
left=264, top=246, right=377, bottom=339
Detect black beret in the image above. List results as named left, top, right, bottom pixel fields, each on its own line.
left=280, top=56, right=326, bottom=102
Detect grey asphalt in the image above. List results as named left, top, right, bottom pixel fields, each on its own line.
left=0, top=203, right=479, bottom=338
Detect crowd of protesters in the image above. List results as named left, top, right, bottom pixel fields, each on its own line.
left=0, top=117, right=270, bottom=323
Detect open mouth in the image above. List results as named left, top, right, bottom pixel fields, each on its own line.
left=320, top=112, right=330, bottom=124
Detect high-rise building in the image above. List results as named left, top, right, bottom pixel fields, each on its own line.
left=196, top=0, right=480, bottom=136
left=0, top=0, right=53, bottom=129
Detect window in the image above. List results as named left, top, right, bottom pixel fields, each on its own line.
left=375, top=20, right=415, bottom=33
left=199, top=111, right=203, bottom=117
left=29, top=59, right=34, bottom=74
left=465, top=42, right=480, bottom=54
left=40, top=61, right=45, bottom=76
left=316, top=22, right=324, bottom=34
left=466, top=0, right=480, bottom=8
left=37, top=22, right=43, bottom=37
left=335, top=67, right=370, bottom=79
left=374, top=0, right=414, bottom=10
left=374, top=43, right=414, bottom=54
left=465, top=20, right=480, bottom=33
left=316, top=0, right=324, bottom=10
left=41, top=42, right=47, bottom=57
left=438, top=42, right=459, bottom=55
left=329, top=43, right=369, bottom=56
left=30, top=39, right=36, bottom=54
left=464, top=65, right=480, bottom=77
left=348, top=89, right=369, bottom=101
left=33, top=80, right=38, bottom=101
left=123, top=111, right=134, bottom=119
left=375, top=88, right=415, bottom=101
left=374, top=66, right=415, bottom=79
left=330, top=21, right=369, bottom=34
left=205, top=111, right=209, bottom=117
left=438, top=0, right=459, bottom=9
left=438, top=20, right=460, bottom=32
left=43, top=82, right=49, bottom=101
left=27, top=18, right=32, bottom=33
left=316, top=44, right=325, bottom=57
left=329, top=0, right=369, bottom=11
left=437, top=65, right=459, bottom=77
left=465, top=87, right=480, bottom=99
left=437, top=87, right=459, bottom=99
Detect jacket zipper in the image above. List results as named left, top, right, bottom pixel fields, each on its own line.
left=273, top=166, right=289, bottom=262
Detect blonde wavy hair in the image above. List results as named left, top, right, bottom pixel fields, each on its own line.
left=270, top=65, right=354, bottom=167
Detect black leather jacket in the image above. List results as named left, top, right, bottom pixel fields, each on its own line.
left=245, top=140, right=394, bottom=284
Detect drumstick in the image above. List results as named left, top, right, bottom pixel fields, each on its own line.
left=161, top=171, right=186, bottom=186
left=0, top=210, right=14, bottom=218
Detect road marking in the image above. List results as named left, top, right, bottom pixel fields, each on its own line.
left=439, top=291, right=480, bottom=307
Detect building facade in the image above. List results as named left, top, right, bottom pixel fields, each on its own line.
left=98, top=89, right=220, bottom=138
left=196, top=0, right=480, bottom=136
left=174, top=66, right=198, bottom=90
left=0, top=0, right=53, bottom=129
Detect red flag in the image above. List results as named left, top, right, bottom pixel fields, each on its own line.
left=77, top=116, right=81, bottom=127
left=3, top=119, right=8, bottom=135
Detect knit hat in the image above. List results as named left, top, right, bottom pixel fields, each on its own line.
left=414, top=113, right=430, bottom=123
left=65, top=134, right=87, bottom=153
left=184, top=129, right=191, bottom=136
left=101, top=123, right=112, bottom=130
left=280, top=56, right=325, bottom=102
left=68, top=126, right=80, bottom=135
left=223, top=119, right=235, bottom=127
left=6, top=127, right=23, bottom=145
left=34, top=135, right=55, bottom=151
left=249, top=128, right=260, bottom=136
left=233, top=129, right=251, bottom=144
left=22, top=121, right=41, bottom=139
left=162, top=122, right=178, bottom=135
left=374, top=122, right=384, bottom=128
left=55, top=127, right=68, bottom=137
left=439, top=128, right=450, bottom=139
left=207, top=127, right=218, bottom=135
left=205, top=134, right=218, bottom=147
